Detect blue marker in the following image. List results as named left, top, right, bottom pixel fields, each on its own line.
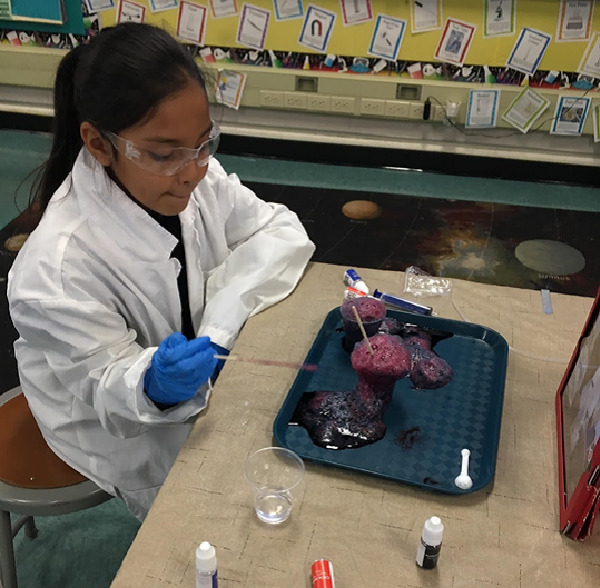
left=372, top=289, right=432, bottom=315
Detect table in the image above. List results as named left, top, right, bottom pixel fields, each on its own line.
left=110, top=262, right=600, bottom=588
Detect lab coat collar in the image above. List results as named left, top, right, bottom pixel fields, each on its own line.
left=72, top=148, right=180, bottom=261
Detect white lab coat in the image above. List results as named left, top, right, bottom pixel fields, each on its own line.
left=7, top=148, right=315, bottom=520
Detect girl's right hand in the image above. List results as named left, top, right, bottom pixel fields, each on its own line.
left=144, top=332, right=218, bottom=405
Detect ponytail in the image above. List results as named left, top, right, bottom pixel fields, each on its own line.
left=31, top=45, right=84, bottom=211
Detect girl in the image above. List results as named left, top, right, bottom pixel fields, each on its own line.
left=7, top=22, right=314, bottom=521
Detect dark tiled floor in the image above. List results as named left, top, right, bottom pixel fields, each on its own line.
left=246, top=181, right=600, bottom=297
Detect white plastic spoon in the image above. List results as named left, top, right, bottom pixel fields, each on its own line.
left=454, top=448, right=473, bottom=490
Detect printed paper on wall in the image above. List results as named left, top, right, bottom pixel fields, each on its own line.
left=215, top=69, right=247, bottom=109
left=177, top=1, right=207, bottom=45
left=506, top=27, right=552, bottom=74
left=550, top=96, right=590, bottom=135
left=340, top=0, right=372, bottom=26
left=501, top=86, right=550, bottom=133
left=434, top=18, right=476, bottom=66
left=465, top=89, right=500, bottom=128
left=483, top=0, right=516, bottom=37
left=117, top=0, right=146, bottom=22
left=368, top=14, right=406, bottom=61
left=557, top=0, right=593, bottom=42
left=273, top=0, right=303, bottom=20
left=578, top=31, right=600, bottom=77
left=298, top=5, right=336, bottom=52
left=411, top=0, right=441, bottom=33
left=86, top=0, right=115, bottom=11
left=209, top=0, right=238, bottom=18
left=148, top=0, right=178, bottom=13
left=237, top=3, right=270, bottom=49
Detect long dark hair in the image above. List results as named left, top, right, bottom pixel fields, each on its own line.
left=33, top=22, right=206, bottom=211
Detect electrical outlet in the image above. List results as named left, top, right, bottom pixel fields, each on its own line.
left=384, top=100, right=411, bottom=118
left=284, top=91, right=308, bottom=109
left=409, top=101, right=425, bottom=119
left=306, top=95, right=331, bottom=112
left=360, top=98, right=386, bottom=116
left=432, top=104, right=446, bottom=121
left=331, top=96, right=355, bottom=114
left=259, top=90, right=284, bottom=108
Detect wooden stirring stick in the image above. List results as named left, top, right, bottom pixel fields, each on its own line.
left=213, top=354, right=318, bottom=372
left=352, top=306, right=374, bottom=355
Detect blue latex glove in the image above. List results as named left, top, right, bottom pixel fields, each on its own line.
left=210, top=342, right=229, bottom=382
left=145, top=333, right=217, bottom=405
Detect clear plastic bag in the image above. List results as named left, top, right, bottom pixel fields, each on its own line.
left=403, top=266, right=453, bottom=298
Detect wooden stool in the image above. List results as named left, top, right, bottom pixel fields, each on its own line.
left=0, top=387, right=112, bottom=588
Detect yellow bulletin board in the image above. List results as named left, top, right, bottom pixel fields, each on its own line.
left=99, top=0, right=598, bottom=71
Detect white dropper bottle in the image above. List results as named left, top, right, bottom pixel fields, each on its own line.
left=196, top=541, right=218, bottom=587
left=416, top=516, right=444, bottom=569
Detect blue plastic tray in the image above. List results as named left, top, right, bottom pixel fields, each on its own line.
left=273, top=307, right=509, bottom=494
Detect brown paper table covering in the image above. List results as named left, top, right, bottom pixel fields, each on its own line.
left=110, top=262, right=600, bottom=588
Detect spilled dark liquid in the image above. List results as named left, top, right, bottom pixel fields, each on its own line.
left=397, top=426, right=422, bottom=449
left=291, top=383, right=394, bottom=450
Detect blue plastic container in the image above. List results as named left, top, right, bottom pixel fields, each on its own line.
left=273, top=307, right=509, bottom=494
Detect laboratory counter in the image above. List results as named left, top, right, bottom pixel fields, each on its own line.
left=110, top=262, right=600, bottom=588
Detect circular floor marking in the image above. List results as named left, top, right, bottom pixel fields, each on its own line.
left=514, top=239, right=585, bottom=275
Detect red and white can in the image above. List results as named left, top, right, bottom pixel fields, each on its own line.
left=311, top=559, right=335, bottom=588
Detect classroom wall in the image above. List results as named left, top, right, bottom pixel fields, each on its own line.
left=1, top=1, right=597, bottom=143
left=99, top=0, right=598, bottom=71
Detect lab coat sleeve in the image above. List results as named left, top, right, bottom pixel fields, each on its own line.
left=10, top=296, right=210, bottom=439
left=198, top=164, right=315, bottom=349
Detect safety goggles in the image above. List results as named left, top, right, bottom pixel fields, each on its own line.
left=102, top=121, right=220, bottom=177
